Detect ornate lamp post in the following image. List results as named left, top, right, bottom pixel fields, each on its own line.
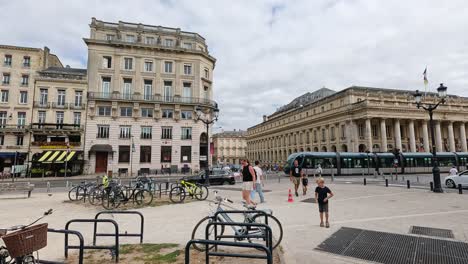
left=196, top=105, right=219, bottom=185
left=414, top=83, right=447, bottom=193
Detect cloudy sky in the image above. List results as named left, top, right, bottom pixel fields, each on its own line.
left=2, top=0, right=468, bottom=130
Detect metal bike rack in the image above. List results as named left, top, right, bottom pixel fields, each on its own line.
left=65, top=219, right=119, bottom=262
left=37, top=228, right=85, bottom=264
left=93, top=210, right=144, bottom=244
left=185, top=239, right=272, bottom=264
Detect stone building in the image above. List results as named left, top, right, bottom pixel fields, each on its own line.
left=84, top=18, right=217, bottom=176
left=246, top=86, right=468, bottom=166
left=212, top=130, right=247, bottom=165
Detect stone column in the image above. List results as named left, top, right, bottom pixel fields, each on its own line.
left=422, top=121, right=430, bottom=152
left=346, top=121, right=354, bottom=152
left=380, top=119, right=388, bottom=152
left=435, top=121, right=443, bottom=152
left=365, top=118, right=372, bottom=152
left=394, top=119, right=402, bottom=151
left=460, top=123, right=467, bottom=152
left=448, top=121, right=455, bottom=152
left=408, top=120, right=416, bottom=152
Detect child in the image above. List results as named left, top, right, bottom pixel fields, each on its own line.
left=315, top=178, right=333, bottom=228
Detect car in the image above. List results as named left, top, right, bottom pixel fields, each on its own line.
left=184, top=170, right=236, bottom=185
left=444, top=170, right=468, bottom=188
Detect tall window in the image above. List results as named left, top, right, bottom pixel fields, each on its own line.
left=330, top=127, right=336, bottom=140
left=313, top=130, right=317, bottom=142
left=21, top=75, right=29, bottom=85
left=102, top=56, right=112, bottom=68
left=102, top=77, right=111, bottom=97
left=182, top=82, right=192, bottom=102
left=140, top=146, right=151, bottom=162
left=162, top=109, right=173, bottom=118
left=73, top=112, right=81, bottom=125
left=321, top=129, right=326, bottom=142
left=120, top=107, right=133, bottom=117
left=75, top=91, right=83, bottom=107
left=19, top=91, right=28, bottom=104
left=358, top=124, right=364, bottom=137
left=164, top=61, right=173, bottom=73
left=204, top=68, right=209, bottom=79
left=161, top=146, right=172, bottom=162
left=183, top=64, right=192, bottom=75
left=118, top=146, right=130, bottom=162
left=57, top=90, right=66, bottom=106
left=1, top=90, right=9, bottom=103
left=141, top=108, right=153, bottom=118
left=23, top=56, right=31, bottom=67
left=0, top=135, right=4, bottom=145
left=181, top=146, right=192, bottom=162
left=341, top=124, right=346, bottom=138
left=98, top=106, right=111, bottom=116
left=97, top=125, right=110, bottom=138
left=123, top=78, right=132, bottom=99
left=372, top=125, right=378, bottom=137
left=181, top=127, right=192, bottom=140
left=145, top=37, right=155, bottom=45
left=16, top=136, right=24, bottom=146
left=144, top=61, right=153, bottom=72
left=3, top=55, right=12, bottom=66
left=143, top=80, right=152, bottom=100
left=38, top=111, right=46, bottom=123
left=181, top=111, right=192, bottom=120
left=119, top=126, right=131, bottom=139
left=163, top=81, right=172, bottom=102
left=161, top=127, right=172, bottom=139
left=2, top=73, right=10, bottom=84
left=386, top=125, right=392, bottom=138
left=18, top=112, right=26, bottom=128
left=0, top=112, right=6, bottom=127
left=164, top=39, right=173, bottom=47
left=141, top=126, right=152, bottom=139
left=203, top=86, right=209, bottom=100
left=40, top=89, right=48, bottom=105
left=124, top=58, right=133, bottom=70
left=56, top=111, right=64, bottom=124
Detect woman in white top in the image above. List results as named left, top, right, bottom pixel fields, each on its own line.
left=253, top=160, right=265, bottom=203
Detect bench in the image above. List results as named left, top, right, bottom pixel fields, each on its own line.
left=0, top=182, right=35, bottom=198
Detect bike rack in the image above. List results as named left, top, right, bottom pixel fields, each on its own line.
left=185, top=239, right=272, bottom=264
left=93, top=210, right=144, bottom=244
left=213, top=210, right=270, bottom=227
left=65, top=219, right=119, bottom=262
left=37, top=228, right=85, bottom=264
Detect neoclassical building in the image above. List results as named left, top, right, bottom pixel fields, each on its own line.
left=212, top=130, right=247, bottom=165
left=247, top=86, right=468, bottom=165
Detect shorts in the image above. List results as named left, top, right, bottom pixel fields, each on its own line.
left=242, top=181, right=254, bottom=191
left=318, top=202, right=329, bottom=213
left=302, top=178, right=309, bottom=186
left=292, top=177, right=301, bottom=185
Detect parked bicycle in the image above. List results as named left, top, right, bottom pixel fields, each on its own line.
left=68, top=181, right=97, bottom=201
left=102, top=182, right=153, bottom=209
left=0, top=209, right=53, bottom=264
left=169, top=178, right=209, bottom=203
left=191, top=192, right=283, bottom=251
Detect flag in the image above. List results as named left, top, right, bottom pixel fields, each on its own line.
left=423, top=67, right=428, bottom=86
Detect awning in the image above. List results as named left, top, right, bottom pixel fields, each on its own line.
left=89, top=144, right=113, bottom=153
left=37, top=150, right=78, bottom=163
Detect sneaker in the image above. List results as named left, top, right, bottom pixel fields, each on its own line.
left=295, top=191, right=299, bottom=197
left=320, top=222, right=324, bottom=227
left=326, top=222, right=330, bottom=228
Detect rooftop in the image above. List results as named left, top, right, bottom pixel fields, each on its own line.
left=40, top=66, right=87, bottom=75
left=273, top=87, right=336, bottom=115
left=213, top=130, right=247, bottom=138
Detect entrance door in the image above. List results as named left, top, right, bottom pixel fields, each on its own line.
left=95, top=152, right=108, bottom=173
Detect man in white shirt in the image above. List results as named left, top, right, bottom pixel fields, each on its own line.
left=253, top=160, right=265, bottom=203
left=449, top=166, right=458, bottom=176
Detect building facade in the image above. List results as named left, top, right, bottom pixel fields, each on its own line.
left=84, top=18, right=217, bottom=176
left=212, top=130, right=247, bottom=165
left=247, top=86, right=468, bottom=166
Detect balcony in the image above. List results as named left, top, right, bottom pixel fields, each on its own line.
left=0, top=124, right=28, bottom=133
left=51, top=102, right=69, bottom=109
left=70, top=103, right=86, bottom=110
left=88, top=92, right=218, bottom=108
left=31, top=141, right=81, bottom=147
left=34, top=101, right=50, bottom=109
left=30, top=123, right=83, bottom=133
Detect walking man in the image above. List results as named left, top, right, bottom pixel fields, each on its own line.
left=290, top=159, right=304, bottom=197
left=253, top=160, right=265, bottom=203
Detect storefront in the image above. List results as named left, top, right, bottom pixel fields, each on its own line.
left=31, top=150, right=84, bottom=177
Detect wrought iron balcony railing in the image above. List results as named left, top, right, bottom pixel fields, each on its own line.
left=34, top=101, right=50, bottom=108
left=30, top=123, right=83, bottom=131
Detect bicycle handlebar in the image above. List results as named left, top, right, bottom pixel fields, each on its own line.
left=1, top=209, right=53, bottom=232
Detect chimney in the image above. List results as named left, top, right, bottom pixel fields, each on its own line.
left=263, top=115, right=268, bottom=122
left=43, top=46, right=50, bottom=69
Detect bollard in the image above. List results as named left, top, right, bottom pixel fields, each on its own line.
left=66, top=181, right=69, bottom=189
left=458, top=184, right=463, bottom=194
left=47, top=182, right=51, bottom=193
left=407, top=180, right=410, bottom=189
left=417, top=176, right=419, bottom=183
left=430, top=182, right=434, bottom=191
left=364, top=178, right=367, bottom=186
left=385, top=179, right=388, bottom=187
left=331, top=171, right=335, bottom=182
left=402, top=176, right=405, bottom=181
left=395, top=174, right=398, bottom=181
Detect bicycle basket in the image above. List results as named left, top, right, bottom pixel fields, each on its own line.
left=2, top=223, right=48, bottom=258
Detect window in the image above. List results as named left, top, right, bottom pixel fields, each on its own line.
left=143, top=79, right=152, bottom=100
left=97, top=125, right=110, bottom=138
left=161, top=146, right=172, bottom=162
left=141, top=126, right=152, bottom=139
left=162, top=109, right=173, bottom=118
left=102, top=77, right=111, bottom=97
left=16, top=136, right=24, bottom=146
left=144, top=61, right=153, bottom=72
left=126, top=35, right=136, bottom=43
left=2, top=73, right=10, bottom=84
left=124, top=58, right=133, bottom=70
left=98, top=106, right=111, bottom=116
left=106, top=34, right=115, bottom=41
left=19, top=91, right=27, bottom=104
left=119, top=126, right=131, bottom=139
left=74, top=91, right=83, bottom=107
left=57, top=90, right=66, bottom=106
left=18, top=112, right=26, bottom=128
left=341, top=125, right=346, bottom=138
left=56, top=111, right=64, bottom=124
left=1, top=90, right=9, bottom=102
left=204, top=68, right=209, bottom=79
left=21, top=75, right=29, bottom=85
left=321, top=129, right=326, bottom=141
left=331, top=127, right=336, bottom=140
left=183, top=64, right=192, bottom=75
left=163, top=81, right=172, bottom=102
left=123, top=78, right=132, bottom=99
left=40, top=89, right=48, bottom=105
left=145, top=37, right=155, bottom=44
left=0, top=112, right=6, bottom=127
left=23, top=56, right=31, bottom=67
left=183, top=42, right=192, bottom=49
left=321, top=106, right=325, bottom=112
left=102, top=56, right=112, bottom=69
left=181, top=111, right=192, bottom=119
left=372, top=125, right=378, bottom=137
left=181, top=127, right=192, bottom=140
left=358, top=124, right=364, bottom=137
left=0, top=135, right=4, bottom=145
left=141, top=108, right=153, bottom=118
left=118, top=145, right=130, bottom=162
left=164, top=39, right=173, bottom=47
left=386, top=125, right=392, bottom=138
left=181, top=146, right=192, bottom=162
left=164, top=61, right=173, bottom=73
left=3, top=55, right=12, bottom=66
left=120, top=107, right=133, bottom=117
left=73, top=112, right=81, bottom=125
left=161, top=127, right=172, bottom=139
left=140, top=146, right=151, bottom=162
left=38, top=111, right=46, bottom=123
left=182, top=82, right=192, bottom=101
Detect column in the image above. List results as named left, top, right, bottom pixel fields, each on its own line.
left=408, top=120, right=416, bottom=152
left=380, top=119, right=388, bottom=152
left=394, top=119, right=402, bottom=151
left=365, top=118, right=372, bottom=152
left=422, top=121, right=430, bottom=152
left=448, top=122, right=455, bottom=152
left=346, top=121, right=353, bottom=152
left=435, top=121, right=443, bottom=152
left=460, top=123, right=467, bottom=152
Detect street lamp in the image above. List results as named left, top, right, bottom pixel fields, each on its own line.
left=196, top=104, right=219, bottom=186
left=414, top=83, right=447, bottom=193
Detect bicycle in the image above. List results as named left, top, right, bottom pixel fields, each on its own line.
left=169, top=178, right=209, bottom=203
left=68, top=181, right=97, bottom=201
left=0, top=209, right=53, bottom=264
left=102, top=183, right=153, bottom=210
left=191, top=191, right=283, bottom=251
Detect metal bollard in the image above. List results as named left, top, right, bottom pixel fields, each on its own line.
left=66, top=181, right=69, bottom=189
left=407, top=180, right=410, bottom=189
left=47, top=182, right=51, bottom=193
left=430, top=182, right=434, bottom=191
left=385, top=179, right=388, bottom=187
left=331, top=171, right=335, bottom=182
left=458, top=184, right=463, bottom=194
left=364, top=178, right=367, bottom=186
left=417, top=176, right=419, bottom=183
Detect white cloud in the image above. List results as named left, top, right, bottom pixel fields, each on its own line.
left=2, top=0, right=468, bottom=130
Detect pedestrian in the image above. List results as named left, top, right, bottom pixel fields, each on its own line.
left=241, top=159, right=256, bottom=206
left=449, top=165, right=458, bottom=176
left=316, top=164, right=323, bottom=178
left=315, top=178, right=334, bottom=228
left=289, top=159, right=303, bottom=197
left=253, top=160, right=265, bottom=203
left=302, top=172, right=309, bottom=195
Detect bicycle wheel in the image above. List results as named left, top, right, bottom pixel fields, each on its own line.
left=134, top=189, right=153, bottom=206
left=191, top=216, right=225, bottom=251
left=252, top=213, right=283, bottom=250
left=102, top=189, right=123, bottom=210
left=193, top=185, right=209, bottom=201
left=169, top=186, right=186, bottom=203
left=89, top=187, right=104, bottom=205
left=68, top=186, right=85, bottom=201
